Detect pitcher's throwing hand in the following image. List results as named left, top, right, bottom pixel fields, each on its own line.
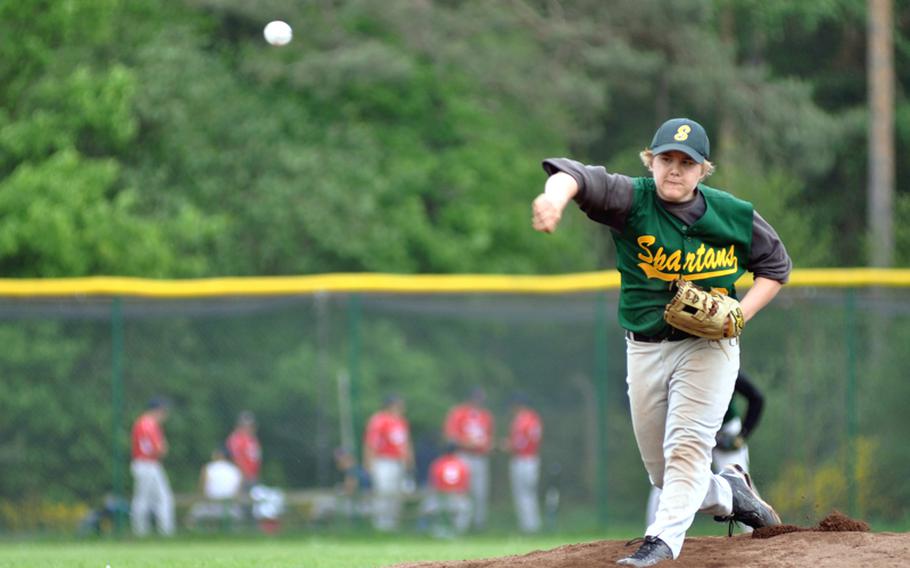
left=531, top=194, right=563, bottom=233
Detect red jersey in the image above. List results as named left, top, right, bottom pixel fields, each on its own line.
left=509, top=408, right=542, bottom=457
left=227, top=428, right=261, bottom=481
left=131, top=412, right=166, bottom=461
left=429, top=454, right=470, bottom=493
left=364, top=411, right=410, bottom=459
left=444, top=403, right=494, bottom=454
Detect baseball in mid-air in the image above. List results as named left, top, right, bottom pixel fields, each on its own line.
left=263, top=20, right=292, bottom=46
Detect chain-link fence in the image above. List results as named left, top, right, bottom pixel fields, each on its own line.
left=1, top=271, right=908, bottom=534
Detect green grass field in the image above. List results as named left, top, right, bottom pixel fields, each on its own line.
left=0, top=533, right=613, bottom=568
left=7, top=517, right=906, bottom=568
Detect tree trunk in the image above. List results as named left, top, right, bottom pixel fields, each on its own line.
left=717, top=2, right=737, bottom=161
left=867, top=0, right=895, bottom=267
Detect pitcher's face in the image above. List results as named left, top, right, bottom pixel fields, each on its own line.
left=650, top=150, right=702, bottom=203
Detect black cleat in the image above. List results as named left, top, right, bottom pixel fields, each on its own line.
left=715, top=464, right=781, bottom=530
left=616, top=535, right=673, bottom=567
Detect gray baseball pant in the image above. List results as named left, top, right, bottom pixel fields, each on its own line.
left=130, top=459, right=175, bottom=536
left=626, top=336, right=739, bottom=558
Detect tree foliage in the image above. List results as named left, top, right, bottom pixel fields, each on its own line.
left=4, top=0, right=905, bottom=276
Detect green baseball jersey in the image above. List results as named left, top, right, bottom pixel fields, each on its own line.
left=613, top=178, right=754, bottom=335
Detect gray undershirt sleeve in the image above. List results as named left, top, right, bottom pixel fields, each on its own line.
left=542, top=158, right=634, bottom=231
left=749, top=211, right=792, bottom=284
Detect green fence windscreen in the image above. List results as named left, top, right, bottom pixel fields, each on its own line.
left=1, top=285, right=908, bottom=533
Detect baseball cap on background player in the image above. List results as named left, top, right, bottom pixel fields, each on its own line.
left=383, top=393, right=403, bottom=407
left=650, top=118, right=710, bottom=163
left=147, top=396, right=170, bottom=410
left=508, top=391, right=530, bottom=408
left=469, top=386, right=486, bottom=404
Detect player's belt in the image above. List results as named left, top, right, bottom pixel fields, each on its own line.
left=625, top=328, right=694, bottom=343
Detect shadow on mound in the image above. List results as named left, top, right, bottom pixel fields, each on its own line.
left=390, top=512, right=909, bottom=568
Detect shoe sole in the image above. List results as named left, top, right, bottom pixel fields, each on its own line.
left=617, top=554, right=672, bottom=567
left=725, top=464, right=782, bottom=526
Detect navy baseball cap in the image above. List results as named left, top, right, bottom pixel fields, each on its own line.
left=508, top=391, right=530, bottom=407
left=650, top=118, right=710, bottom=163
left=147, top=396, right=170, bottom=410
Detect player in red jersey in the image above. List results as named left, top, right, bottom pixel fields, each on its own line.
left=505, top=393, right=543, bottom=533
left=444, top=387, right=494, bottom=530
left=363, top=394, right=414, bottom=531
left=420, top=442, right=472, bottom=537
left=226, top=410, right=261, bottom=490
left=130, top=397, right=175, bottom=536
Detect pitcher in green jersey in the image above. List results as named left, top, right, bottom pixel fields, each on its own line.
left=531, top=118, right=790, bottom=567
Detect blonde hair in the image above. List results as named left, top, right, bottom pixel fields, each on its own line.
left=639, top=149, right=715, bottom=180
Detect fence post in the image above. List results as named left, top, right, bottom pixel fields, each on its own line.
left=315, top=293, right=331, bottom=486
left=845, top=288, right=858, bottom=516
left=347, top=294, right=362, bottom=459
left=111, top=297, right=126, bottom=535
left=595, top=291, right=609, bottom=526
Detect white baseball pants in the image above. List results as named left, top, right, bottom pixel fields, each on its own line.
left=457, top=452, right=490, bottom=529
left=420, top=491, right=473, bottom=535
left=130, top=459, right=175, bottom=536
left=510, top=455, right=542, bottom=533
left=646, top=416, right=753, bottom=527
left=626, top=336, right=739, bottom=558
left=369, top=457, right=405, bottom=531
left=711, top=418, right=754, bottom=534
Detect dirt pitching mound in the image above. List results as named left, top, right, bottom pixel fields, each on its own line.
left=752, top=510, right=871, bottom=538
left=390, top=513, right=908, bottom=568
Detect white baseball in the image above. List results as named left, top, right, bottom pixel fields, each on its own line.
left=263, top=20, right=292, bottom=46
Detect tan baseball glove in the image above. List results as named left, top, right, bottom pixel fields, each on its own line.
left=663, top=278, right=745, bottom=340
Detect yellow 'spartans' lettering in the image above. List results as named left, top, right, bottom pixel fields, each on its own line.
left=636, top=235, right=656, bottom=263
left=704, top=247, right=716, bottom=269
left=637, top=235, right=738, bottom=281
left=674, top=125, right=691, bottom=141
left=654, top=248, right=682, bottom=272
